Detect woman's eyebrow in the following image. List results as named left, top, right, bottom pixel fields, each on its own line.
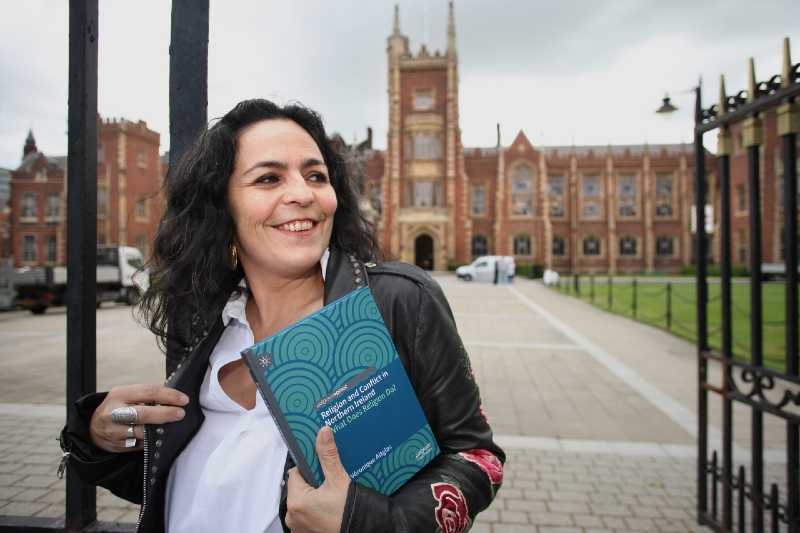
left=244, top=160, right=287, bottom=174
left=243, top=158, right=326, bottom=175
left=301, top=158, right=327, bottom=169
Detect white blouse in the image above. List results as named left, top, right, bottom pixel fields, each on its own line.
left=165, top=251, right=329, bottom=533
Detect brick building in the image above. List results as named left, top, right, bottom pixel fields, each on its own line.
left=360, top=3, right=707, bottom=273
left=8, top=118, right=161, bottom=267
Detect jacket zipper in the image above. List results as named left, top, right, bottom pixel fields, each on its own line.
left=135, top=425, right=150, bottom=532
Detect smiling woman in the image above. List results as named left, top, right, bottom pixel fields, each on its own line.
left=60, top=99, right=504, bottom=533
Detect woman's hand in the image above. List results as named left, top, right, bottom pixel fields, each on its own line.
left=89, top=384, right=189, bottom=453
left=286, top=426, right=351, bottom=533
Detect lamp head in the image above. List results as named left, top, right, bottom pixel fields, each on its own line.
left=656, top=94, right=678, bottom=114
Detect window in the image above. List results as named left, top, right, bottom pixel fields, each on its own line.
left=23, top=235, right=36, bottom=262
left=655, top=173, right=674, bottom=219
left=737, top=184, right=747, bottom=212
left=582, top=175, right=601, bottom=197
left=45, top=193, right=60, bottom=220
left=583, top=236, right=601, bottom=256
left=620, top=236, right=637, bottom=256
left=513, top=234, right=531, bottom=256
left=583, top=203, right=600, bottom=218
left=472, top=235, right=488, bottom=258
left=656, top=236, right=674, bottom=257
left=618, top=175, right=637, bottom=217
left=21, top=192, right=37, bottom=219
left=35, top=168, right=47, bottom=182
left=413, top=89, right=434, bottom=111
left=411, top=132, right=442, bottom=160
left=137, top=150, right=147, bottom=168
left=552, top=236, right=565, bottom=256
left=510, top=164, right=534, bottom=216
left=45, top=235, right=57, bottom=263
left=655, top=203, right=673, bottom=217
left=471, top=185, right=486, bottom=216
left=581, top=175, right=601, bottom=219
left=414, top=181, right=433, bottom=207
left=135, top=198, right=148, bottom=220
left=548, top=175, right=565, bottom=218
left=656, top=174, right=673, bottom=196
left=98, top=189, right=108, bottom=217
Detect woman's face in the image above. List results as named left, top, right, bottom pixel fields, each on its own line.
left=227, top=118, right=338, bottom=279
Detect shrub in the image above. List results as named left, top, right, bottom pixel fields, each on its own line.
left=516, top=263, right=544, bottom=279
left=680, top=264, right=749, bottom=277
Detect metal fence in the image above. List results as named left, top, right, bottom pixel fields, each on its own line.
left=693, top=42, right=798, bottom=532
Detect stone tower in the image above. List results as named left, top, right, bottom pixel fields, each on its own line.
left=381, top=1, right=468, bottom=270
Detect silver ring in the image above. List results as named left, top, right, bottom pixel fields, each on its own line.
left=124, top=437, right=137, bottom=448
left=126, top=424, right=135, bottom=439
left=111, top=406, right=139, bottom=425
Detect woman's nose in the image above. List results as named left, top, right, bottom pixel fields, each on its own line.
left=282, top=174, right=314, bottom=205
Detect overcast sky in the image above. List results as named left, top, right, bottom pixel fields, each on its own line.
left=1, top=1, right=798, bottom=170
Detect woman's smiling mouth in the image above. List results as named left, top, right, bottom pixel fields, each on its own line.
left=274, top=219, right=318, bottom=233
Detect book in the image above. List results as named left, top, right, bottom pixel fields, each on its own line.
left=241, top=286, right=440, bottom=496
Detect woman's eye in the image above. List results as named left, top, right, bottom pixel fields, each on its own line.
left=255, top=174, right=280, bottom=185
left=308, top=172, right=329, bottom=183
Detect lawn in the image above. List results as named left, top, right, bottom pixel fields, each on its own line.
left=555, top=276, right=794, bottom=371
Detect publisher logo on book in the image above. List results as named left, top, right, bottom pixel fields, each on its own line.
left=415, top=443, right=433, bottom=462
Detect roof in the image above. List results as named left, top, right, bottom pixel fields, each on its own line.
left=15, top=151, right=68, bottom=173
left=463, top=143, right=691, bottom=159
left=543, top=144, right=691, bottom=158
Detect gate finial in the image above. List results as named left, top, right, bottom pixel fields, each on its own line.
left=747, top=57, right=757, bottom=103
left=782, top=37, right=792, bottom=88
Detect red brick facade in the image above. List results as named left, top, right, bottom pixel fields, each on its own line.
left=366, top=4, right=704, bottom=273
left=8, top=118, right=162, bottom=267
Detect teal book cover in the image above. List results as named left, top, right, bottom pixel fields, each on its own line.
left=241, top=286, right=440, bottom=496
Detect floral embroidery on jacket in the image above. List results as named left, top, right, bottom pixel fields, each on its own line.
left=431, top=482, right=470, bottom=533
left=458, top=449, right=504, bottom=486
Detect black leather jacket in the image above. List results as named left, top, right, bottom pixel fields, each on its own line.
left=61, top=247, right=505, bottom=532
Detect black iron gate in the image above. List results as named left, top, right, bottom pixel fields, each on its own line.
left=696, top=39, right=800, bottom=532
left=0, top=1, right=209, bottom=531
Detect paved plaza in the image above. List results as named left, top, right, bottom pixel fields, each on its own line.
left=0, top=275, right=788, bottom=532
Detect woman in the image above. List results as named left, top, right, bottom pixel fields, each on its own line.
left=60, top=99, right=504, bottom=533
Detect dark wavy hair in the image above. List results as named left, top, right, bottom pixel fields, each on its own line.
left=138, top=99, right=379, bottom=354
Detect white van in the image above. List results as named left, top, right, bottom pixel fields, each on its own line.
left=456, top=256, right=515, bottom=282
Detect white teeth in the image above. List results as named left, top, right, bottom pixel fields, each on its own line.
left=279, top=220, right=313, bottom=232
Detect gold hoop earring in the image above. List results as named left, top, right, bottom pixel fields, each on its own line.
left=228, top=244, right=239, bottom=270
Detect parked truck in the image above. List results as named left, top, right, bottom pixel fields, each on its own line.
left=11, top=245, right=149, bottom=314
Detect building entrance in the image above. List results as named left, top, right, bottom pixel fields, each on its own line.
left=414, top=234, right=434, bottom=270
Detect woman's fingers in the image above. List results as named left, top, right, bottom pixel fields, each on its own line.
left=89, top=384, right=189, bottom=453
left=109, top=384, right=189, bottom=407
left=125, top=404, right=186, bottom=425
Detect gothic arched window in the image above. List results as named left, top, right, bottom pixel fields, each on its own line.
left=510, top=164, right=534, bottom=216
